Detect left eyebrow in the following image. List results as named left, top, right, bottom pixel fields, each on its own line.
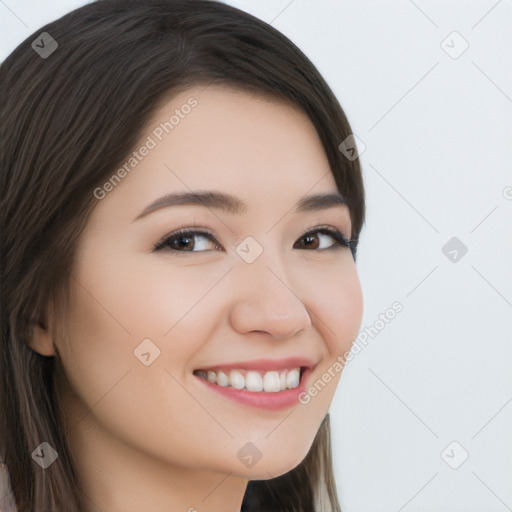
left=132, top=190, right=348, bottom=222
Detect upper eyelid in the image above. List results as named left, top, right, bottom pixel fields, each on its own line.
left=169, top=225, right=350, bottom=240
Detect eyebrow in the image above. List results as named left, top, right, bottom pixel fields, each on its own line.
left=132, top=190, right=348, bottom=222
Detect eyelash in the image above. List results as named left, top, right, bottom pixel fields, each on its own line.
left=152, top=225, right=355, bottom=254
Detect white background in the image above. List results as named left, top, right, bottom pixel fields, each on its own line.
left=1, top=1, right=511, bottom=511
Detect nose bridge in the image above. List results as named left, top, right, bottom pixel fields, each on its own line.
left=228, top=238, right=312, bottom=338
left=235, top=232, right=290, bottom=293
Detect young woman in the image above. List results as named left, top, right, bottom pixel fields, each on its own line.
left=0, top=1, right=366, bottom=510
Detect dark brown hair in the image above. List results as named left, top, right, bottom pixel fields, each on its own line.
left=0, top=0, right=365, bottom=510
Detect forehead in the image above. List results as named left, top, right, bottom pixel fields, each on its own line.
left=93, top=85, right=341, bottom=223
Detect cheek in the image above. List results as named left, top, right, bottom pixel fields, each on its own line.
left=56, top=253, right=225, bottom=409
left=92, top=249, right=233, bottom=339
left=302, top=262, right=363, bottom=401
left=69, top=241, right=231, bottom=349
left=309, top=261, right=363, bottom=354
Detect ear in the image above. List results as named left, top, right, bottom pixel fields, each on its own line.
left=28, top=320, right=56, bottom=357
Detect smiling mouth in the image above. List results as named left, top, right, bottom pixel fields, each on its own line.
left=193, top=367, right=306, bottom=393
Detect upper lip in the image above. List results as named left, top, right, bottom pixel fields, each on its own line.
left=195, top=357, right=316, bottom=372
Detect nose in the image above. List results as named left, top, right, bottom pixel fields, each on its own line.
left=228, top=254, right=312, bottom=340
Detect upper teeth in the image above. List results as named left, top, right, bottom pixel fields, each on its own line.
left=195, top=368, right=301, bottom=392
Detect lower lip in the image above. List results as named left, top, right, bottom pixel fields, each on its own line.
left=194, top=368, right=312, bottom=411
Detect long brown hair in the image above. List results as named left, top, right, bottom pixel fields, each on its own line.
left=0, top=1, right=365, bottom=510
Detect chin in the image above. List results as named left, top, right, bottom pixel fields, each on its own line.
left=235, top=446, right=311, bottom=480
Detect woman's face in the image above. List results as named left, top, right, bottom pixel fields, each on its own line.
left=54, top=85, right=363, bottom=480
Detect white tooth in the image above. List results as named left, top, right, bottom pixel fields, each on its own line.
left=279, top=371, right=287, bottom=391
left=245, top=371, right=263, bottom=391
left=263, top=371, right=281, bottom=392
left=207, top=371, right=217, bottom=383
left=230, top=370, right=245, bottom=389
left=286, top=368, right=300, bottom=389
left=245, top=372, right=263, bottom=391
left=217, top=370, right=229, bottom=387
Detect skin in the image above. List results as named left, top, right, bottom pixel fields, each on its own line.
left=30, top=85, right=363, bottom=512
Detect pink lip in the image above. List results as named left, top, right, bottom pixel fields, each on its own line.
left=193, top=366, right=314, bottom=411
left=194, top=356, right=315, bottom=372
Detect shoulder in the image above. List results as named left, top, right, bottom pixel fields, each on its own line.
left=0, top=462, right=18, bottom=512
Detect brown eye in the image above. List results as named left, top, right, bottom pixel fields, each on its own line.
left=153, top=230, right=220, bottom=253
left=294, top=227, right=351, bottom=251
